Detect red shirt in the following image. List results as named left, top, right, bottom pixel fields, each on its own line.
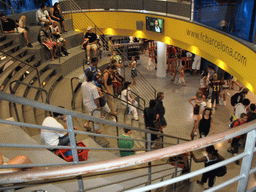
left=232, top=119, right=246, bottom=138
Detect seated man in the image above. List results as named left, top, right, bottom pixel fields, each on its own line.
left=50, top=21, right=69, bottom=56
left=41, top=109, right=75, bottom=146
left=0, top=151, right=34, bottom=174
left=118, top=128, right=135, bottom=157
left=36, top=3, right=52, bottom=26
left=82, top=26, right=98, bottom=62
left=39, top=23, right=60, bottom=61
left=0, top=13, right=32, bottom=47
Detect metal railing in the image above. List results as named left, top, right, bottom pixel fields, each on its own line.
left=0, top=90, right=256, bottom=192
left=60, top=0, right=157, bottom=106
left=0, top=91, right=191, bottom=191
left=9, top=80, right=49, bottom=123
left=0, top=50, right=42, bottom=89
left=60, top=0, right=191, bottom=19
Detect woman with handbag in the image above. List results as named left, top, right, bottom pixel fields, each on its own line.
left=188, top=89, right=206, bottom=139
left=191, top=145, right=225, bottom=189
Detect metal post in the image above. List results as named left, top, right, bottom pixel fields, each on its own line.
left=66, top=115, right=84, bottom=192
left=237, top=129, right=256, bottom=192
left=147, top=132, right=152, bottom=186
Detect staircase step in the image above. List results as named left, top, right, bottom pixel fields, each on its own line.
left=2, top=44, right=20, bottom=54
left=0, top=39, right=13, bottom=49
left=0, top=34, right=7, bottom=42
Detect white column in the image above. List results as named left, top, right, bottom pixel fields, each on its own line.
left=156, top=41, right=167, bottom=78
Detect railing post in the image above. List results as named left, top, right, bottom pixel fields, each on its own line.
left=147, top=132, right=152, bottom=186
left=66, top=115, right=84, bottom=192
left=237, top=129, right=256, bottom=192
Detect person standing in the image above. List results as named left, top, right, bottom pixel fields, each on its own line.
left=82, top=71, right=102, bottom=133
left=198, top=108, right=215, bottom=138
left=121, top=82, right=139, bottom=121
left=209, top=73, right=224, bottom=109
left=129, top=56, right=137, bottom=86
left=227, top=113, right=248, bottom=165
left=144, top=100, right=160, bottom=147
left=188, top=89, right=207, bottom=138
left=154, top=92, right=167, bottom=129
left=118, top=128, right=136, bottom=157
left=191, top=145, right=225, bottom=189
left=102, top=64, right=117, bottom=115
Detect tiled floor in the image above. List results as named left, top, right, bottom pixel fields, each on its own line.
left=50, top=52, right=256, bottom=191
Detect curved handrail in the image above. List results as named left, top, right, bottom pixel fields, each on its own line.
left=9, top=80, right=49, bottom=122
left=0, top=0, right=14, bottom=15
left=70, top=77, right=82, bottom=109
left=63, top=0, right=157, bottom=100
left=1, top=118, right=255, bottom=187
left=0, top=50, right=42, bottom=89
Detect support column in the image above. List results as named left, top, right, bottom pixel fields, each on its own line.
left=156, top=41, right=167, bottom=78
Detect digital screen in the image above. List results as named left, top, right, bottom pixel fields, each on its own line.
left=146, top=16, right=164, bottom=33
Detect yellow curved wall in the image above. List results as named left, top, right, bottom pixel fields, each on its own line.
left=72, top=12, right=256, bottom=94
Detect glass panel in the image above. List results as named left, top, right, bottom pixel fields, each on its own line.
left=193, top=0, right=256, bottom=42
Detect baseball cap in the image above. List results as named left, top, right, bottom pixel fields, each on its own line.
left=87, top=26, right=92, bottom=31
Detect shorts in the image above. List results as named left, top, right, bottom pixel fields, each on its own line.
left=43, top=41, right=57, bottom=50
left=14, top=27, right=25, bottom=33
left=87, top=44, right=97, bottom=50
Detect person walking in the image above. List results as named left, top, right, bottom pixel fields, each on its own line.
left=191, top=145, right=225, bottom=189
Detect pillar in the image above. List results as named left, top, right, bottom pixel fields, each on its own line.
left=156, top=41, right=167, bottom=78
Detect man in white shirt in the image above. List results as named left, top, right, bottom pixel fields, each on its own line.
left=121, top=82, right=139, bottom=121
left=41, top=109, right=71, bottom=146
left=82, top=70, right=102, bottom=133
left=234, top=99, right=250, bottom=119
left=36, top=3, right=52, bottom=26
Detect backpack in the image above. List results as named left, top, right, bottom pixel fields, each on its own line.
left=231, top=92, right=240, bottom=106
left=215, top=155, right=227, bottom=177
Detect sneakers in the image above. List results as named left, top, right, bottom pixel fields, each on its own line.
left=27, top=43, right=33, bottom=47
left=60, top=52, right=66, bottom=57
left=132, top=116, right=139, bottom=121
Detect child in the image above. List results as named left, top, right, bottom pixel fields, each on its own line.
left=129, top=56, right=137, bottom=86
left=178, top=63, right=186, bottom=86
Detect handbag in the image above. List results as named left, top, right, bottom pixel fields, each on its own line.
left=215, top=155, right=227, bottom=177
left=193, top=104, right=200, bottom=115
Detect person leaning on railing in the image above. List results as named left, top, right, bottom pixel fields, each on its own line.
left=0, top=13, right=33, bottom=47
left=0, top=152, right=34, bottom=174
